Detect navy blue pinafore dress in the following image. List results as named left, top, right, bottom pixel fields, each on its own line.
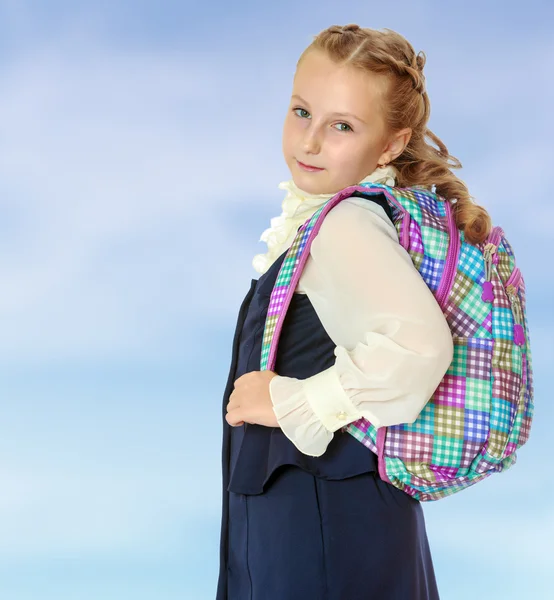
left=216, top=195, right=440, bottom=600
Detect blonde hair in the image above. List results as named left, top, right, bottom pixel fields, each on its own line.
left=298, top=24, right=492, bottom=245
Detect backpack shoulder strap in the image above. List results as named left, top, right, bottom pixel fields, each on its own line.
left=347, top=190, right=395, bottom=225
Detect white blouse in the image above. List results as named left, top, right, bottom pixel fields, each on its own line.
left=252, top=169, right=454, bottom=458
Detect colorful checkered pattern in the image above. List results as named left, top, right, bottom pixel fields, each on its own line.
left=259, top=182, right=534, bottom=501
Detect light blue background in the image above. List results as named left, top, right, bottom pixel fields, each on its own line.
left=0, top=1, right=552, bottom=598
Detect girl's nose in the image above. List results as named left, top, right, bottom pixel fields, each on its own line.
left=302, top=126, right=322, bottom=154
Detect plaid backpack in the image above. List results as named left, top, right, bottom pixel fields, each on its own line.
left=259, top=182, right=534, bottom=501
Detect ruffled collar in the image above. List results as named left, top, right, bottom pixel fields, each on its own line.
left=252, top=164, right=399, bottom=275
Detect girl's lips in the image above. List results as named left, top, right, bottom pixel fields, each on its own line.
left=297, top=159, right=324, bottom=172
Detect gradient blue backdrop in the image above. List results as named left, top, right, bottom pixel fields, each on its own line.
left=0, top=1, right=552, bottom=598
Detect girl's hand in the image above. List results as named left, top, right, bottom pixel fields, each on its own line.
left=226, top=370, right=280, bottom=428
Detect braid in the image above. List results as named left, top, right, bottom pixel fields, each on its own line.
left=327, top=25, right=427, bottom=94
left=387, top=54, right=426, bottom=94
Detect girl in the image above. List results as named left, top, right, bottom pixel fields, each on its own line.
left=217, top=24, right=491, bottom=600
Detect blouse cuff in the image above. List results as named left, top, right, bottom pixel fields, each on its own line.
left=269, top=373, right=334, bottom=457
left=302, top=365, right=368, bottom=430
left=269, top=365, right=368, bottom=457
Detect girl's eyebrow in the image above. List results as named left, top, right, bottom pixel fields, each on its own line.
left=291, top=94, right=367, bottom=124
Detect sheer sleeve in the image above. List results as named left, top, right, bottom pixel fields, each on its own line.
left=269, top=197, right=454, bottom=457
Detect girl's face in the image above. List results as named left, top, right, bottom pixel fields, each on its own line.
left=282, top=49, right=403, bottom=195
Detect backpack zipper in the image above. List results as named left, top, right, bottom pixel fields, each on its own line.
left=436, top=200, right=460, bottom=308
left=481, top=243, right=496, bottom=301
left=505, top=267, right=525, bottom=346
left=481, top=226, right=504, bottom=302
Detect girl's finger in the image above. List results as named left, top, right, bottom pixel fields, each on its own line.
left=227, top=391, right=240, bottom=411
left=225, top=410, right=245, bottom=427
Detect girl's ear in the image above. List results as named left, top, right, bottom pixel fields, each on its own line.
left=380, top=128, right=412, bottom=164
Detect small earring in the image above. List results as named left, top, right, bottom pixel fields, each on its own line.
left=377, top=162, right=388, bottom=169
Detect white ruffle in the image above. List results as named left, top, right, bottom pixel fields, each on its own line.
left=269, top=374, right=334, bottom=457
left=252, top=164, right=399, bottom=275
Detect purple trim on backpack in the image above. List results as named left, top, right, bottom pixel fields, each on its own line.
left=376, top=428, right=390, bottom=483
left=506, top=266, right=522, bottom=289
left=401, top=212, right=411, bottom=249
left=488, top=225, right=504, bottom=248
left=435, top=200, right=461, bottom=310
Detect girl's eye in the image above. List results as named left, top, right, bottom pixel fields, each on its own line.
left=293, top=108, right=310, bottom=119
left=292, top=108, right=353, bottom=132
left=334, top=122, right=353, bottom=132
